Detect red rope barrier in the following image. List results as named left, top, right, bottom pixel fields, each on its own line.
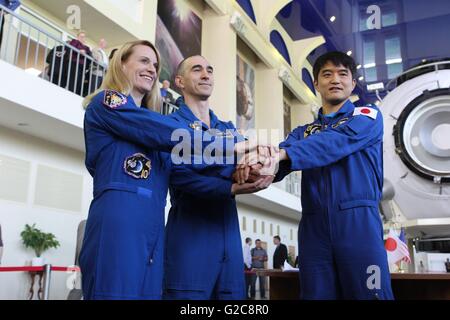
left=0, top=266, right=80, bottom=272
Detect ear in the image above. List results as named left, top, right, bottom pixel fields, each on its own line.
left=175, top=75, right=184, bottom=89
left=313, top=79, right=319, bottom=91
left=352, top=78, right=357, bottom=90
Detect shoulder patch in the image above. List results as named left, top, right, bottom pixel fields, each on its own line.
left=304, top=123, right=322, bottom=138
left=353, top=107, right=378, bottom=120
left=103, top=90, right=127, bottom=109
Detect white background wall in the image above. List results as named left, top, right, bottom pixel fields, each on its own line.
left=0, top=126, right=92, bottom=300
left=238, top=203, right=299, bottom=269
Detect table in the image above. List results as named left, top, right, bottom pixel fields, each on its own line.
left=255, top=270, right=450, bottom=300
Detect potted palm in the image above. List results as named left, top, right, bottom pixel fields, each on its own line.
left=20, top=224, right=60, bottom=266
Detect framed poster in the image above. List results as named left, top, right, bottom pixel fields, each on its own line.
left=236, top=54, right=255, bottom=131
left=156, top=0, right=202, bottom=88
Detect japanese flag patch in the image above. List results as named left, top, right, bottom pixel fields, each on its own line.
left=103, top=90, right=127, bottom=109
left=353, top=106, right=378, bottom=120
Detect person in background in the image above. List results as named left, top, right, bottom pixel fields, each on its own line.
left=90, top=38, right=108, bottom=93
left=68, top=30, right=92, bottom=96
left=0, top=0, right=21, bottom=50
left=250, top=239, right=268, bottom=299
left=273, top=235, right=288, bottom=269
left=243, top=237, right=253, bottom=299
left=160, top=80, right=174, bottom=104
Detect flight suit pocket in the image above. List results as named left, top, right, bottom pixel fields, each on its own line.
left=339, top=199, right=377, bottom=211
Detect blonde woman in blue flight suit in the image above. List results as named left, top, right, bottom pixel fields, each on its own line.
left=80, top=40, right=254, bottom=300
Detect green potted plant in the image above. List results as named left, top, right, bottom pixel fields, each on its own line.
left=20, top=224, right=60, bottom=266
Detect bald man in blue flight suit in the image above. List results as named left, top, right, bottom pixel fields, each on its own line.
left=243, top=51, right=394, bottom=300
left=163, top=56, right=274, bottom=300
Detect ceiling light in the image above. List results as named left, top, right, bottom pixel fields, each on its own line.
left=329, top=16, right=336, bottom=22
left=357, top=64, right=362, bottom=69
left=364, top=63, right=376, bottom=68
left=386, top=58, right=402, bottom=65
left=358, top=76, right=364, bottom=81
left=347, top=50, right=352, bottom=56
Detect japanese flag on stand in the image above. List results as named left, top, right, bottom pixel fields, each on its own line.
left=385, top=229, right=411, bottom=265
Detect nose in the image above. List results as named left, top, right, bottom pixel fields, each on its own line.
left=331, top=73, right=340, bottom=84
left=200, top=69, right=210, bottom=80
left=147, top=65, right=156, bottom=77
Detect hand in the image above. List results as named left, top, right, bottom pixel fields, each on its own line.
left=234, top=146, right=283, bottom=184
left=231, top=175, right=275, bottom=195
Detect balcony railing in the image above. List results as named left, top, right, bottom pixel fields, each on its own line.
left=0, top=4, right=106, bottom=97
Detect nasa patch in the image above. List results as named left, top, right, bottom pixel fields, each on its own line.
left=124, top=153, right=151, bottom=179
left=103, top=90, right=127, bottom=109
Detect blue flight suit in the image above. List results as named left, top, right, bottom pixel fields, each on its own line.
left=80, top=90, right=234, bottom=300
left=276, top=100, right=394, bottom=300
left=163, top=101, right=246, bottom=300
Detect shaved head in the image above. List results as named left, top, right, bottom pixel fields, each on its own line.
left=176, top=55, right=209, bottom=77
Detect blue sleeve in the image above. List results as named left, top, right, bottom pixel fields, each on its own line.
left=85, top=91, right=235, bottom=156
left=214, top=121, right=245, bottom=179
left=280, top=109, right=383, bottom=170
left=182, top=120, right=243, bottom=180
left=170, top=164, right=233, bottom=199
left=274, top=126, right=305, bottom=182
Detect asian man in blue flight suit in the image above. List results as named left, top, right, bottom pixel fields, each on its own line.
left=238, top=51, right=394, bottom=300
left=163, top=56, right=275, bottom=300
left=80, top=42, right=258, bottom=300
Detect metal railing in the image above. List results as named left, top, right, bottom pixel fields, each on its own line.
left=161, top=101, right=179, bottom=115
left=386, top=60, right=450, bottom=92
left=0, top=4, right=107, bottom=97
left=285, top=171, right=301, bottom=197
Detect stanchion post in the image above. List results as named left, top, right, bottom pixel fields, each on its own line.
left=43, top=264, right=52, bottom=300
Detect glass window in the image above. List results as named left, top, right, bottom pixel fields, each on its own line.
left=382, top=12, right=397, bottom=27
left=365, top=67, right=377, bottom=82
left=387, top=63, right=403, bottom=79
left=385, top=37, right=401, bottom=60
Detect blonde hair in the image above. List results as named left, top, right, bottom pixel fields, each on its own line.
left=83, top=40, right=161, bottom=111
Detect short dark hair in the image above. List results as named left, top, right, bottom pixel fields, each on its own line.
left=245, top=237, right=252, bottom=243
left=313, top=51, right=357, bottom=81
left=255, top=239, right=261, bottom=243
left=175, top=55, right=208, bottom=77
left=273, top=235, right=281, bottom=241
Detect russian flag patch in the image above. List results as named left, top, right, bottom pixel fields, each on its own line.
left=353, top=107, right=378, bottom=120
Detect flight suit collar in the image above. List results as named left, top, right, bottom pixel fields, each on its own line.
left=318, top=99, right=355, bottom=124
left=176, top=98, right=220, bottom=130
left=127, top=95, right=142, bottom=108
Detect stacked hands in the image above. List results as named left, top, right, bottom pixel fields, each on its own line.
left=231, top=141, right=286, bottom=195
